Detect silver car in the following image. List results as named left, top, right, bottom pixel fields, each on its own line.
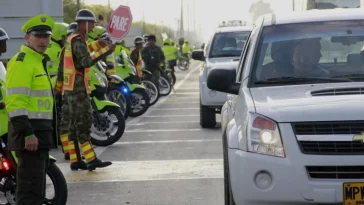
left=192, top=26, right=252, bottom=128
left=208, top=8, right=364, bottom=205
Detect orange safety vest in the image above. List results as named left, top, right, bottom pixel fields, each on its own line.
left=136, top=51, right=143, bottom=77
left=54, top=47, right=66, bottom=94
left=62, top=34, right=92, bottom=95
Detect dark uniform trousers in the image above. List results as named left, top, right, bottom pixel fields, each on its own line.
left=15, top=148, right=49, bottom=205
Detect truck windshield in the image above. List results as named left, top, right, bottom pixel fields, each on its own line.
left=251, top=20, right=364, bottom=86
left=209, top=31, right=250, bottom=58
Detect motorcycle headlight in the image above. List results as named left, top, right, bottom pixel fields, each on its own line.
left=121, top=85, right=129, bottom=94
left=95, top=72, right=108, bottom=87
left=246, top=113, right=285, bottom=158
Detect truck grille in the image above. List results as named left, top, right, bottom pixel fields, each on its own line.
left=293, top=121, right=364, bottom=135
left=299, top=141, right=364, bottom=155
left=306, top=166, right=364, bottom=179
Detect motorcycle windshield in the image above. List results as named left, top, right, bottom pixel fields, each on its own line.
left=0, top=62, right=6, bottom=84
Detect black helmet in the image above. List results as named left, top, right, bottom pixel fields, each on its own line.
left=134, top=36, right=144, bottom=44
left=75, top=9, right=97, bottom=22
left=100, top=33, right=111, bottom=42
left=66, top=22, right=78, bottom=36
left=0, top=28, right=9, bottom=42
left=143, top=34, right=149, bottom=41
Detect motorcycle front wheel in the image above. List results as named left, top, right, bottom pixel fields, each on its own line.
left=91, top=106, right=125, bottom=146
left=142, top=80, right=159, bottom=106
left=128, top=88, right=150, bottom=117
left=4, top=162, right=68, bottom=205
left=107, top=89, right=131, bottom=120
left=159, top=76, right=172, bottom=96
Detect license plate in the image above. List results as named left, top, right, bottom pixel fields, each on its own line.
left=343, top=182, right=364, bottom=205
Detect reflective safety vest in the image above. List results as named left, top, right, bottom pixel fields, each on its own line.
left=54, top=47, right=65, bottom=94
left=45, top=40, right=62, bottom=77
left=136, top=51, right=143, bottom=77
left=62, top=34, right=93, bottom=95
left=105, top=53, right=116, bottom=76
left=162, top=45, right=178, bottom=62
left=6, top=45, right=54, bottom=124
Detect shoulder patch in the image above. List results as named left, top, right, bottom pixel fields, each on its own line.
left=16, top=52, right=26, bottom=62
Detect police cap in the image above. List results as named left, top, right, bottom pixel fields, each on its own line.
left=21, top=14, right=55, bottom=35
left=75, top=9, right=97, bottom=22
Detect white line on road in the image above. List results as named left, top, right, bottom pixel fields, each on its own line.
left=57, top=159, right=223, bottom=183
left=125, top=128, right=202, bottom=133
left=111, top=139, right=221, bottom=145
left=94, top=64, right=201, bottom=156
left=151, top=107, right=199, bottom=110
left=173, top=92, right=199, bottom=95
left=130, top=121, right=199, bottom=125
left=142, top=114, right=199, bottom=117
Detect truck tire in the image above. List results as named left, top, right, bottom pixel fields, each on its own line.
left=200, top=101, right=216, bottom=128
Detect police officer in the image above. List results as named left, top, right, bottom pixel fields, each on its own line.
left=162, top=38, right=179, bottom=72
left=0, top=28, right=9, bottom=57
left=5, top=14, right=57, bottom=205
left=143, top=34, right=149, bottom=46
left=130, top=36, right=145, bottom=77
left=141, top=34, right=165, bottom=88
left=66, top=22, right=78, bottom=37
left=45, top=22, right=69, bottom=77
left=62, top=9, right=114, bottom=171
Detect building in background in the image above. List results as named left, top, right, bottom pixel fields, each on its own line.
left=0, top=0, right=63, bottom=60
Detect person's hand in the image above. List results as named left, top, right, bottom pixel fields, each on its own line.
left=97, top=40, right=109, bottom=48
left=25, top=135, right=38, bottom=151
left=108, top=44, right=116, bottom=53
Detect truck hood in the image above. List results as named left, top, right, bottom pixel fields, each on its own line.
left=206, top=57, right=240, bottom=68
left=250, top=83, right=364, bottom=122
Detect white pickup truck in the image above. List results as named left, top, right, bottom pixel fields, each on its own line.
left=208, top=8, right=364, bottom=205
left=192, top=25, right=252, bottom=128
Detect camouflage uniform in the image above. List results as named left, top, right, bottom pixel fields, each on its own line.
left=61, top=31, right=112, bottom=171
left=141, top=42, right=165, bottom=87
left=63, top=40, right=93, bottom=144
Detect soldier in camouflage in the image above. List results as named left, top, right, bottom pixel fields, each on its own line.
left=60, top=9, right=115, bottom=171
left=141, top=34, right=165, bottom=87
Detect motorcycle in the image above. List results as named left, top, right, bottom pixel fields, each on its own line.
left=0, top=64, right=68, bottom=205
left=96, top=61, right=131, bottom=120
left=115, top=51, right=155, bottom=116
left=161, top=61, right=176, bottom=86
left=89, top=62, right=126, bottom=146
left=158, top=66, right=172, bottom=96
left=50, top=64, right=126, bottom=147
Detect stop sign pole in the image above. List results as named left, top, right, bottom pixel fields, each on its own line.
left=107, top=5, right=133, bottom=43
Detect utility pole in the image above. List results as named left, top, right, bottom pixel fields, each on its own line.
left=180, top=0, right=184, bottom=38
left=77, top=0, right=81, bottom=10
left=187, top=3, right=190, bottom=39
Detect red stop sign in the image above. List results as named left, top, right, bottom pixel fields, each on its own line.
left=107, top=5, right=133, bottom=40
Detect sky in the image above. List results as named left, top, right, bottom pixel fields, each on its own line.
left=85, top=0, right=293, bottom=41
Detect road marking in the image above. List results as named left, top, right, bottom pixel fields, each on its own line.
left=142, top=114, right=199, bottom=117
left=160, top=102, right=199, bottom=104
left=125, top=128, right=202, bottom=133
left=57, top=159, right=223, bottom=183
left=151, top=107, right=198, bottom=110
left=94, top=64, right=201, bottom=156
left=130, top=121, right=199, bottom=125
left=173, top=92, right=199, bottom=95
left=111, top=139, right=221, bottom=145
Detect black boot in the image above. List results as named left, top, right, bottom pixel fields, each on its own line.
left=64, top=152, right=70, bottom=160
left=70, top=140, right=88, bottom=171
left=87, top=158, right=112, bottom=171
left=70, top=161, right=88, bottom=171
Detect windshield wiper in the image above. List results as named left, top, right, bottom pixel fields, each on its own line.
left=254, top=76, right=353, bottom=84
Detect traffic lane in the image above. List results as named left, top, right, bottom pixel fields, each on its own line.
left=67, top=178, right=223, bottom=205
left=99, top=136, right=222, bottom=161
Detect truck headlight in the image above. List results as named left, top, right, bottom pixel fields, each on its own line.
left=247, top=113, right=285, bottom=158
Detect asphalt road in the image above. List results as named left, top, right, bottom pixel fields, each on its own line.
left=49, top=60, right=224, bottom=205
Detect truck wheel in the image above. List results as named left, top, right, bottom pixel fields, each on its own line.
left=200, top=102, right=216, bottom=128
